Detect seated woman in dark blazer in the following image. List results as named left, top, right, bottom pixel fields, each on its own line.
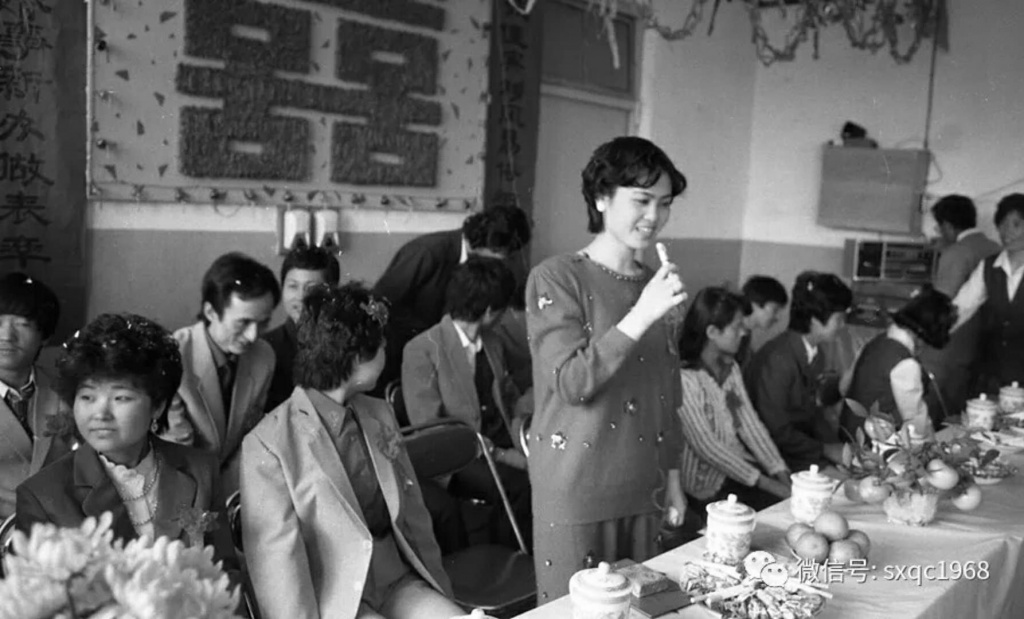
left=15, top=313, right=237, bottom=572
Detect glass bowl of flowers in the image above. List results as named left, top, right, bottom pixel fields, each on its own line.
left=839, top=401, right=998, bottom=525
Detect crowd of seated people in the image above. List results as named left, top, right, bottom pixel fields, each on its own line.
left=4, top=136, right=1024, bottom=617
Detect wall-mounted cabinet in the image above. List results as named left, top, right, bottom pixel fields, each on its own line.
left=817, top=145, right=930, bottom=235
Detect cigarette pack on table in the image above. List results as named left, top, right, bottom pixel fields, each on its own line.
left=612, top=559, right=673, bottom=598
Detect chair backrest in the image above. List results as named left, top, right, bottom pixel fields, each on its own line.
left=402, top=419, right=529, bottom=553
left=401, top=418, right=480, bottom=480
left=385, top=379, right=411, bottom=428
left=0, top=513, right=16, bottom=578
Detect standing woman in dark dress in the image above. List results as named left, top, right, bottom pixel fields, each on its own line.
left=526, top=136, right=689, bottom=600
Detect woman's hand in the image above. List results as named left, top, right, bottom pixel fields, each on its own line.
left=619, top=243, right=687, bottom=340
left=757, top=473, right=792, bottom=499
left=666, top=469, right=688, bottom=526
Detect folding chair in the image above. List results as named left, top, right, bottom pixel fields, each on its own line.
left=0, top=513, right=15, bottom=579
left=225, top=491, right=262, bottom=619
left=401, top=419, right=536, bottom=617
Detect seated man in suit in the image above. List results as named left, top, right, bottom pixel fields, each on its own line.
left=744, top=272, right=852, bottom=472
left=737, top=275, right=789, bottom=367
left=373, top=206, right=531, bottom=398
left=242, top=283, right=461, bottom=619
left=160, top=252, right=279, bottom=498
left=0, top=273, right=70, bottom=518
left=263, top=245, right=341, bottom=412
left=402, top=257, right=531, bottom=550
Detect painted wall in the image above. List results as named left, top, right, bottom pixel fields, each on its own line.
left=739, top=1, right=1024, bottom=288
left=85, top=203, right=467, bottom=331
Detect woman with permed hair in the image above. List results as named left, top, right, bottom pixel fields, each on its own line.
left=840, top=286, right=957, bottom=440
left=525, top=136, right=690, bottom=599
left=240, top=282, right=460, bottom=619
left=15, top=313, right=238, bottom=570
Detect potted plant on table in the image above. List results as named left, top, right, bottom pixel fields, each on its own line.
left=839, top=401, right=998, bottom=525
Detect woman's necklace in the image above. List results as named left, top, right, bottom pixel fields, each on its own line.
left=115, top=453, right=162, bottom=528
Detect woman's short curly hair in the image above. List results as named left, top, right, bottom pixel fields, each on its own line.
left=892, top=285, right=957, bottom=349
left=295, top=282, right=388, bottom=390
left=55, top=313, right=183, bottom=430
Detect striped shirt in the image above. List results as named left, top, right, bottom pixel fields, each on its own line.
left=677, top=362, right=787, bottom=500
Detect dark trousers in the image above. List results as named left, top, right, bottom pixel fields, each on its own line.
left=450, top=458, right=533, bottom=551
left=419, top=478, right=468, bottom=555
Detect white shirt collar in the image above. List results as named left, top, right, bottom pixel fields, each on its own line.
left=887, top=323, right=916, bottom=355
left=452, top=320, right=482, bottom=355
left=459, top=237, right=469, bottom=265
left=956, top=228, right=983, bottom=242
left=100, top=444, right=158, bottom=483
left=0, top=368, right=36, bottom=400
left=801, top=336, right=818, bottom=364
left=993, top=250, right=1024, bottom=274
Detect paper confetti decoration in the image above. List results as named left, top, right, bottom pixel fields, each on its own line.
left=158, top=164, right=168, bottom=177
left=136, top=121, right=145, bottom=136
left=115, top=70, right=129, bottom=81
left=154, top=92, right=165, bottom=105
left=159, top=11, right=178, bottom=23
left=103, top=165, right=118, bottom=180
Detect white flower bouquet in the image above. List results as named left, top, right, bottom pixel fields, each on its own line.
left=0, top=512, right=241, bottom=619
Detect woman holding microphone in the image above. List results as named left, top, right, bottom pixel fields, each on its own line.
left=525, top=136, right=690, bottom=600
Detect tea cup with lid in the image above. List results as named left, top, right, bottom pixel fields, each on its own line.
left=704, top=493, right=756, bottom=565
left=568, top=561, right=631, bottom=619
left=790, top=465, right=839, bottom=523
left=966, top=394, right=999, bottom=430
left=1000, top=382, right=1024, bottom=415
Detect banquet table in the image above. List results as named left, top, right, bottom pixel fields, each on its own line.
left=516, top=450, right=1024, bottom=619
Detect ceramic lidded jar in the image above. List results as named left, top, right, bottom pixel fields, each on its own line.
left=704, top=493, right=756, bottom=565
left=569, top=561, right=632, bottom=619
left=966, top=394, right=999, bottom=430
left=1000, top=382, right=1024, bottom=415
left=790, top=465, right=837, bottom=524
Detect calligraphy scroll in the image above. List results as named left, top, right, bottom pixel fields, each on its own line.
left=0, top=0, right=86, bottom=339
left=483, top=0, right=542, bottom=214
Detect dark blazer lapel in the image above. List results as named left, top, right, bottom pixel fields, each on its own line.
left=153, top=445, right=198, bottom=542
left=0, top=398, right=32, bottom=463
left=75, top=444, right=136, bottom=541
left=191, top=323, right=227, bottom=448
left=439, top=317, right=481, bottom=422
left=481, top=335, right=513, bottom=431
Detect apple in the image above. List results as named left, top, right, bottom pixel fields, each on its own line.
left=857, top=476, right=892, bottom=504
left=952, top=484, right=983, bottom=511
left=846, top=530, right=871, bottom=558
left=843, top=478, right=864, bottom=503
left=925, top=459, right=960, bottom=490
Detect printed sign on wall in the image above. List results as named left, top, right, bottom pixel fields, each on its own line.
left=90, top=0, right=490, bottom=210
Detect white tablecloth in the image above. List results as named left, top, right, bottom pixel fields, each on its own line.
left=517, top=452, right=1024, bottom=619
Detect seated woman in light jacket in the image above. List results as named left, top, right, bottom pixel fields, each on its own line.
left=676, top=288, right=792, bottom=513
left=241, top=283, right=461, bottom=619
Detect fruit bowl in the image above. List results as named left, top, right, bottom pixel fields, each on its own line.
left=963, top=459, right=1017, bottom=485
left=678, top=560, right=827, bottom=619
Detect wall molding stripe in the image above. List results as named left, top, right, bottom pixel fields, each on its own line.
left=86, top=201, right=468, bottom=234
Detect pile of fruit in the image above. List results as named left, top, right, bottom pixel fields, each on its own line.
left=785, top=511, right=870, bottom=565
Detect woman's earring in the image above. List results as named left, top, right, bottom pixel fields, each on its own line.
left=150, top=418, right=160, bottom=434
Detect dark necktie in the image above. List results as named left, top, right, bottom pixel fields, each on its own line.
left=5, top=383, right=35, bottom=441
left=218, top=356, right=237, bottom=416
